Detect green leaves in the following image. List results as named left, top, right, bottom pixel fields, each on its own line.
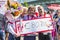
left=24, top=2, right=28, bottom=7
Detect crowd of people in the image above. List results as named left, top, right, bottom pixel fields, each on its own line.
left=0, top=0, right=60, bottom=40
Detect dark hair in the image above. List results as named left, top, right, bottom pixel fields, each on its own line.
left=47, top=11, right=50, bottom=14
left=28, top=6, right=35, bottom=12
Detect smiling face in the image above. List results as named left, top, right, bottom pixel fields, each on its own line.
left=28, top=6, right=35, bottom=15
left=22, top=7, right=28, bottom=14
left=37, top=6, right=43, bottom=16
left=38, top=7, right=42, bottom=13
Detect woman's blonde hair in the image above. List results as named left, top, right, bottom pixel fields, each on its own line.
left=22, top=7, right=28, bottom=14
left=22, top=7, right=28, bottom=12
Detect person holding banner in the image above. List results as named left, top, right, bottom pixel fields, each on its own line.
left=20, top=7, right=28, bottom=20
left=5, top=9, right=22, bottom=40
left=37, top=5, right=51, bottom=40
left=53, top=9, right=60, bottom=40
left=5, top=0, right=22, bottom=40
left=47, top=10, right=57, bottom=40
left=21, top=6, right=37, bottom=40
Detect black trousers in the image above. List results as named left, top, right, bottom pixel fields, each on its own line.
left=8, top=33, right=20, bottom=40
left=39, top=33, right=50, bottom=40
left=24, top=36, right=36, bottom=40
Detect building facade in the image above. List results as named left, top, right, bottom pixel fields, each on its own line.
left=18, top=0, right=60, bottom=5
